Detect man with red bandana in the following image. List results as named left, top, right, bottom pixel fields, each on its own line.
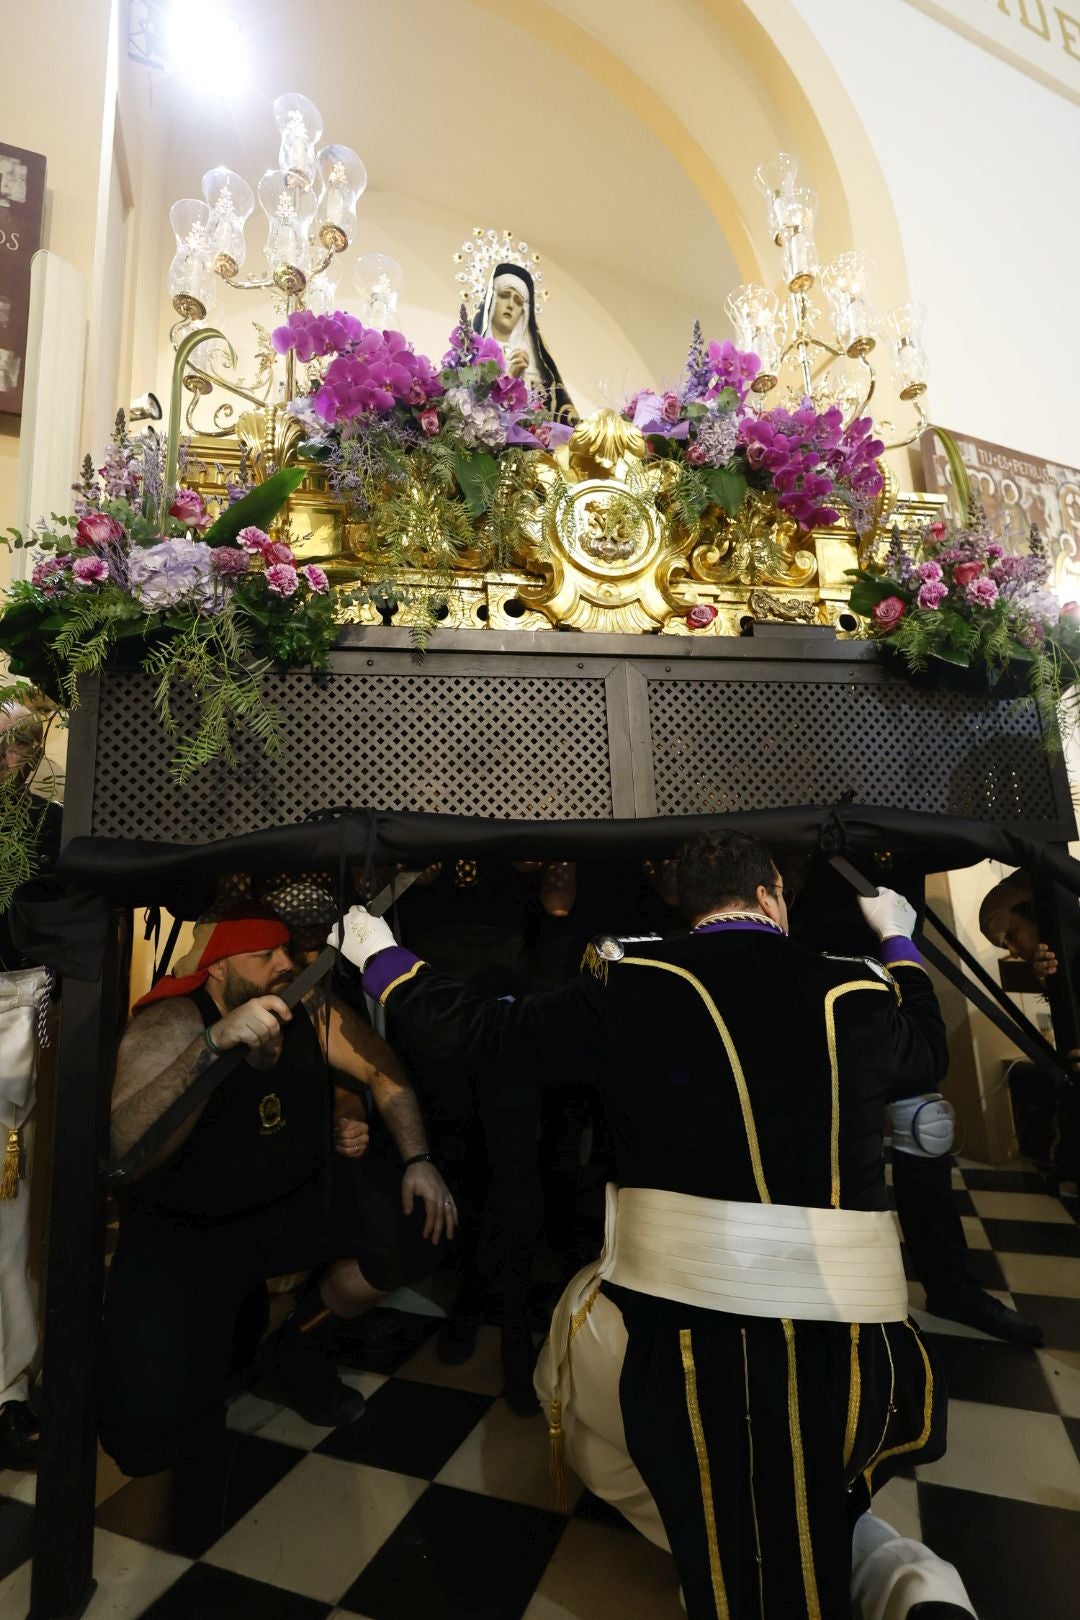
left=99, top=901, right=454, bottom=1499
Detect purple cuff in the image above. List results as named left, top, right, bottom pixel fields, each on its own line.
left=879, top=937, right=927, bottom=972
left=362, top=945, right=423, bottom=1003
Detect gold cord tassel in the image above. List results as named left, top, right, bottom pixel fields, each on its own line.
left=1, top=1126, right=22, bottom=1200
left=580, top=943, right=609, bottom=984
left=548, top=1395, right=572, bottom=1510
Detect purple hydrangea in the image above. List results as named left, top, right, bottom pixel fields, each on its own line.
left=127, top=538, right=215, bottom=610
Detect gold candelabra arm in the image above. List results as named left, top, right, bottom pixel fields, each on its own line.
left=165, top=326, right=235, bottom=517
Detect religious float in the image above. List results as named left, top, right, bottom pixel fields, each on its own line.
left=4, top=95, right=1080, bottom=1620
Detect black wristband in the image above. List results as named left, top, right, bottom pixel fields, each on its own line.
left=402, top=1152, right=434, bottom=1169
left=204, top=1025, right=225, bottom=1056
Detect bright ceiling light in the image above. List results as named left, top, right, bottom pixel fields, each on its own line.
left=160, top=1, right=248, bottom=90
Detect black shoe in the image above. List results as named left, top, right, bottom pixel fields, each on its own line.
left=256, top=1314, right=367, bottom=1427
left=501, top=1327, right=539, bottom=1418
left=333, top=1308, right=429, bottom=1371
left=436, top=1311, right=481, bottom=1366
left=924, top=1286, right=1044, bottom=1347
left=0, top=1401, right=38, bottom=1470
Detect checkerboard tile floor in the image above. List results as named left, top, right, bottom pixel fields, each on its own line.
left=2, top=1159, right=1079, bottom=1620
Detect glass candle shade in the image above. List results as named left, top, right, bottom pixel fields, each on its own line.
left=167, top=198, right=216, bottom=316
left=883, top=302, right=929, bottom=398
left=314, top=144, right=367, bottom=251
left=754, top=152, right=798, bottom=244
left=821, top=251, right=877, bottom=356
left=724, top=283, right=783, bottom=389
left=258, top=169, right=317, bottom=284
left=353, top=253, right=404, bottom=328
left=273, top=92, right=324, bottom=185
left=201, top=166, right=254, bottom=279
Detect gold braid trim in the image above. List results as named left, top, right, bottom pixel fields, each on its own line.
left=622, top=958, right=771, bottom=1204
left=782, top=1319, right=822, bottom=1620
left=740, top=1328, right=766, bottom=1620
left=824, top=980, right=890, bottom=1207
left=679, top=1328, right=730, bottom=1620
left=864, top=1322, right=935, bottom=1488
left=569, top=1282, right=601, bottom=1341
left=843, top=1323, right=862, bottom=1472
left=378, top=958, right=426, bottom=1004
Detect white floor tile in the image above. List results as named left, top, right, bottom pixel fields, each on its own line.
left=1038, top=1347, right=1080, bottom=1418
left=0, top=1467, right=34, bottom=1504
left=961, top=1215, right=991, bottom=1250
left=397, top=1323, right=505, bottom=1398
left=0, top=1529, right=189, bottom=1619
left=969, top=1191, right=1075, bottom=1224
left=436, top=1396, right=579, bottom=1513
left=522, top=1516, right=684, bottom=1619
left=907, top=1283, right=1020, bottom=1340
left=997, top=1252, right=1080, bottom=1299
left=915, top=1398, right=1080, bottom=1510
left=203, top=1451, right=426, bottom=1603
left=866, top=1475, right=922, bottom=1542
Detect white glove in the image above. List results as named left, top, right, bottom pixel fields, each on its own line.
left=857, top=886, right=917, bottom=942
left=327, top=905, right=397, bottom=971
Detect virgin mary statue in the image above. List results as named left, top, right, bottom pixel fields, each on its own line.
left=474, top=263, right=576, bottom=422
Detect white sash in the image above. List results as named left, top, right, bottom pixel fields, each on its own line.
left=604, top=1184, right=909, bottom=1324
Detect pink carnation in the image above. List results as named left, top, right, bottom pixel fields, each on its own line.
left=966, top=575, right=999, bottom=607
left=916, top=561, right=943, bottom=583
left=210, top=547, right=250, bottom=576
left=237, top=526, right=270, bottom=553
left=72, top=555, right=109, bottom=585
left=265, top=563, right=299, bottom=597
left=301, top=564, right=329, bottom=594
left=917, top=581, right=947, bottom=610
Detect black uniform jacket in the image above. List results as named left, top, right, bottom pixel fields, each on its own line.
left=370, top=927, right=947, bottom=1213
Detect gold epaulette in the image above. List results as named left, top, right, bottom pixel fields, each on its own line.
left=581, top=932, right=662, bottom=983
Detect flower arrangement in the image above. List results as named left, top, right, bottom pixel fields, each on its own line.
left=0, top=411, right=334, bottom=785
left=276, top=307, right=567, bottom=615
left=624, top=323, right=885, bottom=538
left=846, top=511, right=1080, bottom=741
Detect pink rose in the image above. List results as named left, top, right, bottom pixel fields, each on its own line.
left=72, top=555, right=109, bottom=585
left=661, top=392, right=682, bottom=424
left=1062, top=601, right=1080, bottom=617
left=917, top=581, right=947, bottom=610
left=168, top=488, right=209, bottom=528
left=75, top=513, right=124, bottom=547
left=262, top=540, right=296, bottom=566
left=419, top=409, right=440, bottom=437
left=685, top=444, right=706, bottom=467
left=265, top=563, right=299, bottom=597
left=929, top=520, right=947, bottom=539
left=686, top=603, right=719, bottom=630
left=237, top=526, right=270, bottom=553
left=872, top=595, right=907, bottom=629
left=301, top=564, right=329, bottom=594
left=952, top=561, right=984, bottom=587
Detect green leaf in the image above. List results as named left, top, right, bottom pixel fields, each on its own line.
left=202, top=468, right=307, bottom=545
left=927, top=425, right=972, bottom=526
left=451, top=450, right=499, bottom=518
left=701, top=466, right=748, bottom=517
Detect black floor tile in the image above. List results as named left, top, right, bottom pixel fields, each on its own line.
left=1066, top=1416, right=1080, bottom=1468
left=315, top=1378, right=493, bottom=1478
left=139, top=1562, right=332, bottom=1619
left=0, top=1495, right=33, bottom=1583
left=982, top=1218, right=1080, bottom=1256
left=961, top=1168, right=1053, bottom=1194
left=1009, top=1293, right=1080, bottom=1352
left=573, top=1487, right=636, bottom=1533
left=918, top=1481, right=1080, bottom=1620
left=95, top=1433, right=304, bottom=1558
left=339, top=1481, right=566, bottom=1619
left=919, top=1331, right=1056, bottom=1412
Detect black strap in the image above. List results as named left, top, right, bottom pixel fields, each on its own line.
left=921, top=903, right=1061, bottom=1068
left=151, top=914, right=185, bottom=987
left=104, top=945, right=340, bottom=1186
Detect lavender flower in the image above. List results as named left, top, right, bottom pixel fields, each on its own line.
left=128, top=538, right=216, bottom=611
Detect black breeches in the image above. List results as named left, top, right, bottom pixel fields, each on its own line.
left=608, top=1288, right=946, bottom=1620
left=891, top=1149, right=970, bottom=1298
left=100, top=1155, right=435, bottom=1476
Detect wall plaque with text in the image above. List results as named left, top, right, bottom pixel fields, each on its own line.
left=0, top=143, right=47, bottom=416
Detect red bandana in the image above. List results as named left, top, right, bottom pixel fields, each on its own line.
left=132, top=917, right=290, bottom=1012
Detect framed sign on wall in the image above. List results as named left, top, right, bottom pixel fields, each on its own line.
left=0, top=143, right=47, bottom=416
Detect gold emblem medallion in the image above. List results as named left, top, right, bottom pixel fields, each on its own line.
left=258, top=1093, right=286, bottom=1135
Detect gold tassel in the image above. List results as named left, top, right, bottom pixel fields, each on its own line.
left=580, top=943, right=609, bottom=984
left=0, top=1127, right=22, bottom=1200
left=548, top=1395, right=572, bottom=1511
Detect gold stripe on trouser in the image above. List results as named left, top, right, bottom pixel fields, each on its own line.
left=861, top=1324, right=898, bottom=1489
left=782, top=1318, right=822, bottom=1620
left=823, top=981, right=890, bottom=1207
left=740, top=1328, right=766, bottom=1620
left=864, top=1321, right=934, bottom=1487
left=679, top=1327, right=730, bottom=1620
left=622, top=959, right=771, bottom=1204
left=843, top=1323, right=861, bottom=1471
